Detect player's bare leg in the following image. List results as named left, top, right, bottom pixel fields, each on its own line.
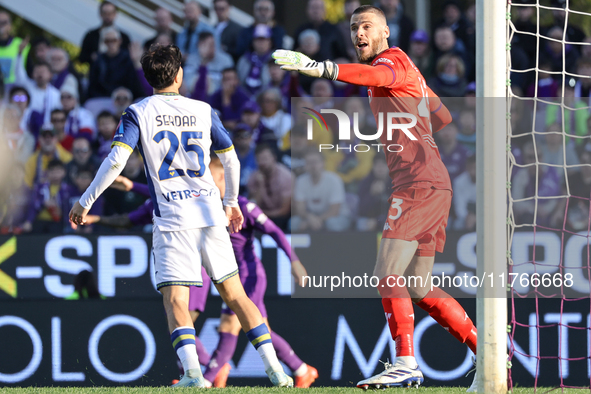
left=161, top=285, right=205, bottom=387
left=407, top=254, right=478, bottom=391
left=214, top=275, right=293, bottom=387
left=357, top=238, right=424, bottom=389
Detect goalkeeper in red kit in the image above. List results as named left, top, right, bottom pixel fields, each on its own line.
left=273, top=5, right=478, bottom=391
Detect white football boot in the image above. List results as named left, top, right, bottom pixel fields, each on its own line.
left=356, top=359, right=424, bottom=389
left=171, top=368, right=205, bottom=388
left=466, top=355, right=477, bottom=392
left=267, top=368, right=294, bottom=387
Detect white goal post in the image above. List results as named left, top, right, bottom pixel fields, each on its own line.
left=475, top=0, right=508, bottom=393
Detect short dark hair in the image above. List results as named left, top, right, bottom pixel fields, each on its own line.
left=47, top=159, right=65, bottom=171
left=97, top=110, right=118, bottom=123
left=352, top=5, right=387, bottom=22
left=100, top=1, right=116, bottom=13
left=141, top=44, right=182, bottom=90
left=33, top=61, right=51, bottom=72
left=51, top=109, right=66, bottom=117
left=255, top=143, right=276, bottom=158
left=222, top=67, right=237, bottom=75
left=198, top=31, right=214, bottom=42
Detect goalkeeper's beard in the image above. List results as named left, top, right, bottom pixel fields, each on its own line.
left=356, top=38, right=386, bottom=65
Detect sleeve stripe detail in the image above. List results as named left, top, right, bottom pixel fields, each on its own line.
left=375, top=63, right=396, bottom=86
left=111, top=141, right=134, bottom=153
left=431, top=102, right=443, bottom=114
left=214, top=145, right=235, bottom=154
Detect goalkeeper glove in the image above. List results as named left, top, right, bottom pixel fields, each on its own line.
left=272, top=49, right=339, bottom=81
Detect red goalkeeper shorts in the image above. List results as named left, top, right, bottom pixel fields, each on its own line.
left=382, top=187, right=452, bottom=257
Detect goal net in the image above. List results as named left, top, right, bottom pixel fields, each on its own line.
left=507, top=0, right=591, bottom=390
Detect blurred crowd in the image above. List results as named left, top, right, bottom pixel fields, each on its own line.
left=0, top=0, right=589, bottom=235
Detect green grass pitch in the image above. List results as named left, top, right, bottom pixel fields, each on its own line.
left=0, top=387, right=584, bottom=393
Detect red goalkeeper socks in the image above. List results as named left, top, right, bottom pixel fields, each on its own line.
left=415, top=287, right=477, bottom=353
left=379, top=276, right=415, bottom=357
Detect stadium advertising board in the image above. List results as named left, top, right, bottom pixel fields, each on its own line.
left=0, top=298, right=589, bottom=387
left=0, top=231, right=589, bottom=300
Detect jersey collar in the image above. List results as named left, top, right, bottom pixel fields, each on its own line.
left=155, top=92, right=181, bottom=96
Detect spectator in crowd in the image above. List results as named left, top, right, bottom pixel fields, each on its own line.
left=237, top=24, right=273, bottom=95
left=88, top=28, right=141, bottom=99
left=185, top=31, right=234, bottom=98
left=408, top=30, right=431, bottom=79
left=526, top=60, right=558, bottom=98
left=311, top=79, right=335, bottom=112
left=65, top=166, right=103, bottom=234
left=102, top=149, right=147, bottom=215
left=292, top=150, right=350, bottom=232
left=432, top=26, right=470, bottom=78
left=356, top=154, right=391, bottom=231
left=22, top=159, right=69, bottom=233
left=436, top=1, right=475, bottom=60
left=295, top=0, right=348, bottom=61
left=25, top=37, right=50, bottom=78
left=9, top=85, right=30, bottom=117
left=544, top=0, right=586, bottom=54
left=240, top=100, right=277, bottom=148
left=512, top=141, right=562, bottom=226
left=541, top=26, right=579, bottom=75
left=457, top=108, right=476, bottom=152
left=234, top=0, right=286, bottom=61
left=337, top=0, right=361, bottom=61
left=0, top=11, right=30, bottom=84
left=429, top=53, right=467, bottom=97
left=266, top=60, right=290, bottom=108
left=4, top=104, right=34, bottom=165
left=232, top=123, right=258, bottom=194
left=325, top=97, right=375, bottom=192
left=213, top=0, right=242, bottom=56
left=79, top=1, right=130, bottom=65
left=50, top=109, right=74, bottom=152
left=452, top=154, right=476, bottom=230
left=258, top=87, right=291, bottom=144
left=176, top=1, right=213, bottom=60
left=512, top=0, right=537, bottom=68
left=48, top=48, right=79, bottom=93
left=247, top=144, right=292, bottom=230
left=281, top=127, right=309, bottom=177
left=289, top=97, right=333, bottom=147
left=546, top=84, right=589, bottom=146
left=210, top=68, right=250, bottom=130
left=15, top=51, right=61, bottom=139
left=144, top=8, right=177, bottom=51
left=61, top=80, right=96, bottom=140
left=435, top=122, right=471, bottom=183
left=111, top=86, right=133, bottom=118
left=566, top=144, right=591, bottom=231
left=378, top=0, right=414, bottom=52
left=465, top=0, right=476, bottom=26
left=0, top=163, right=28, bottom=233
left=539, top=123, right=580, bottom=179
left=464, top=81, right=476, bottom=108
left=65, top=137, right=100, bottom=185
left=298, top=29, right=322, bottom=61
left=574, top=58, right=591, bottom=107
left=94, top=111, right=118, bottom=160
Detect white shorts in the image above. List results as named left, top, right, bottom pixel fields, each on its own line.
left=153, top=225, right=238, bottom=290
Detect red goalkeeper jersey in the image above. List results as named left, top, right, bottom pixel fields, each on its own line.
left=356, top=47, right=452, bottom=192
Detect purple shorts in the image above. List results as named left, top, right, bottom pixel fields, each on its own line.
left=188, top=267, right=211, bottom=313
left=221, top=260, right=267, bottom=318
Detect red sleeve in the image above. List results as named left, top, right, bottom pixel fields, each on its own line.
left=427, top=87, right=452, bottom=133
left=336, top=63, right=396, bottom=87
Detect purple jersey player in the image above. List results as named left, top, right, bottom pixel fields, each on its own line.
left=204, top=157, right=317, bottom=388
